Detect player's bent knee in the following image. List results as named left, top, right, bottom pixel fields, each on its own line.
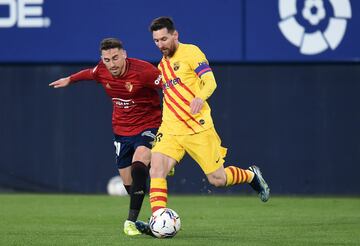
left=149, top=165, right=167, bottom=178
left=131, top=162, right=149, bottom=191
left=131, top=161, right=148, bottom=178
left=150, top=153, right=175, bottom=178
left=207, top=168, right=227, bottom=187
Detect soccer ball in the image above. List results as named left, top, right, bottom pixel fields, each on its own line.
left=106, top=176, right=128, bottom=196
left=149, top=208, right=181, bottom=238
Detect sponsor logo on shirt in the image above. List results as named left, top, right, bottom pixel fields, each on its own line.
left=163, top=77, right=181, bottom=90
left=112, top=98, right=135, bottom=109
left=154, top=74, right=162, bottom=85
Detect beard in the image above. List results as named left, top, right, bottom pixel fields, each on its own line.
left=109, top=66, right=123, bottom=77
left=161, top=44, right=176, bottom=58
left=110, top=68, right=120, bottom=76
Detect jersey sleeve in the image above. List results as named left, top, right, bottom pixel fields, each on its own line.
left=142, top=64, right=163, bottom=89
left=69, top=65, right=98, bottom=83
left=188, top=46, right=217, bottom=101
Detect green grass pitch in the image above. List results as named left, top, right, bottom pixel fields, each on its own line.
left=0, top=194, right=359, bottom=245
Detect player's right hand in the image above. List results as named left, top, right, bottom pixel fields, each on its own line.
left=190, top=97, right=204, bottom=115
left=49, top=77, right=71, bottom=88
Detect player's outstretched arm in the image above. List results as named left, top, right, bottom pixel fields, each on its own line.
left=49, top=76, right=71, bottom=88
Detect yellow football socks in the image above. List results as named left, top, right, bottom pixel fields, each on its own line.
left=225, top=166, right=254, bottom=186
left=149, top=178, right=168, bottom=213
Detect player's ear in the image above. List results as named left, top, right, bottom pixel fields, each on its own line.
left=173, top=30, right=179, bottom=41
left=122, top=50, right=127, bottom=58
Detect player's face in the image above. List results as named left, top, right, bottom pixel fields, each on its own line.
left=152, top=28, right=179, bottom=58
left=101, top=48, right=127, bottom=77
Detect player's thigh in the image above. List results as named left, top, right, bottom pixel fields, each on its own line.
left=132, top=128, right=158, bottom=164
left=114, top=135, right=134, bottom=170
left=151, top=131, right=185, bottom=164
left=183, top=128, right=227, bottom=175
left=150, top=152, right=178, bottom=178
left=132, top=146, right=151, bottom=164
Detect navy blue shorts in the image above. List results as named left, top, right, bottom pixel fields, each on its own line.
left=113, top=128, right=158, bottom=169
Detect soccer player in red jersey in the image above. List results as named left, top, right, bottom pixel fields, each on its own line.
left=49, top=38, right=162, bottom=236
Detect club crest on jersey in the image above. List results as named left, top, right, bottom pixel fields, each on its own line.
left=173, top=62, right=180, bottom=71
left=125, top=82, right=133, bottom=92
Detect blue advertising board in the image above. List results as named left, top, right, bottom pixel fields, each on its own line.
left=245, top=0, right=360, bottom=62
left=0, top=0, right=359, bottom=62
left=0, top=0, right=243, bottom=62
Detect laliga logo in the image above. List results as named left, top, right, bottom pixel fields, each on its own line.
left=278, top=0, right=352, bottom=55
left=0, top=0, right=50, bottom=28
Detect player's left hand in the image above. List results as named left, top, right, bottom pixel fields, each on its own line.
left=49, top=77, right=71, bottom=88
left=190, top=97, right=204, bottom=114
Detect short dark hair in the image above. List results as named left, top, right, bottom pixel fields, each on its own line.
left=149, top=16, right=176, bottom=33
left=100, top=38, right=123, bottom=52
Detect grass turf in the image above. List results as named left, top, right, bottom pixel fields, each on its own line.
left=0, top=194, right=359, bottom=245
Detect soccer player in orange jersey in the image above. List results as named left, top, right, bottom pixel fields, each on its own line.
left=136, top=17, right=270, bottom=234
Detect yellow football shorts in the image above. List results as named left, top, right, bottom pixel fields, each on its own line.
left=152, top=127, right=228, bottom=174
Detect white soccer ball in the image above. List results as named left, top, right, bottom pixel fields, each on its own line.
left=106, top=176, right=128, bottom=196
left=149, top=208, right=181, bottom=238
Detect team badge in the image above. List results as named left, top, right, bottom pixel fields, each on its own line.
left=173, top=62, right=180, bottom=71
left=125, top=82, right=133, bottom=92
